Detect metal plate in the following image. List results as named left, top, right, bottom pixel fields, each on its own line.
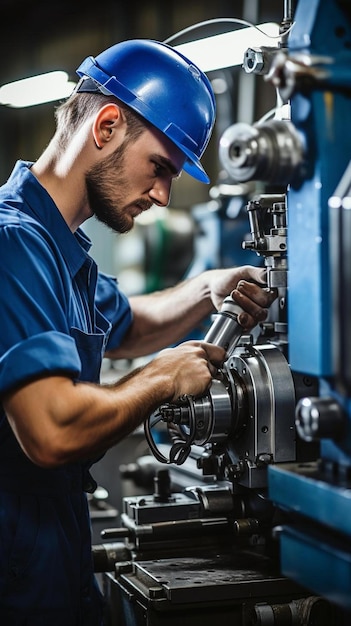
left=127, top=552, right=302, bottom=604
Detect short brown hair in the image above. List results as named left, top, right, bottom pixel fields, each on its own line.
left=54, top=92, right=146, bottom=150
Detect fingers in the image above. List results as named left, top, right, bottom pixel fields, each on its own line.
left=199, top=341, right=227, bottom=369
left=235, top=280, right=277, bottom=307
left=231, top=281, right=278, bottom=329
left=238, top=265, right=268, bottom=286
left=179, top=341, right=226, bottom=378
left=157, top=341, right=226, bottom=402
left=188, top=341, right=226, bottom=380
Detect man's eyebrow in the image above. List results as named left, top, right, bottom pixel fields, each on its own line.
left=153, top=154, right=181, bottom=177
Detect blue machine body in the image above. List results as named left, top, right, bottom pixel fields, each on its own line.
left=268, top=0, right=351, bottom=610
left=287, top=0, right=351, bottom=377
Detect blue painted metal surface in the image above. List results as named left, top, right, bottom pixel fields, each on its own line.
left=268, top=0, right=351, bottom=610
left=268, top=462, right=351, bottom=539
left=279, top=524, right=351, bottom=610
left=287, top=0, right=351, bottom=376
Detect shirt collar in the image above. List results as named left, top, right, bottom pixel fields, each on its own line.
left=7, top=160, right=92, bottom=277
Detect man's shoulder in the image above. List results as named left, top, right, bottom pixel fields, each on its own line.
left=0, top=200, right=54, bottom=262
left=0, top=161, right=38, bottom=223
left=0, top=202, right=40, bottom=229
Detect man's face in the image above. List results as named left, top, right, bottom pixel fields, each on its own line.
left=85, top=125, right=186, bottom=233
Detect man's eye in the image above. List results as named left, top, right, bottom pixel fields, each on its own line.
left=153, top=162, right=165, bottom=176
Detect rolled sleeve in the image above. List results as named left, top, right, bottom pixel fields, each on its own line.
left=0, top=332, right=81, bottom=394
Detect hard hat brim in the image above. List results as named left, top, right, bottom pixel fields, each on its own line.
left=183, top=159, right=210, bottom=184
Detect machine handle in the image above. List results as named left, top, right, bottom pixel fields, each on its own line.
left=204, top=295, right=244, bottom=355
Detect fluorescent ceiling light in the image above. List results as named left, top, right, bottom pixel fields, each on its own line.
left=0, top=22, right=280, bottom=107
left=0, top=71, right=76, bottom=108
left=174, top=22, right=280, bottom=72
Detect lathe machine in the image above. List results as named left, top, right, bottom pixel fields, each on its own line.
left=94, top=1, right=351, bottom=623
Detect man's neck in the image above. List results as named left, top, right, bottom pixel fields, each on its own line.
left=31, top=142, right=92, bottom=232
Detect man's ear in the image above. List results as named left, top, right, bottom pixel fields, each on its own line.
left=92, top=103, right=125, bottom=149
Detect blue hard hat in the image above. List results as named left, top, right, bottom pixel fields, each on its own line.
left=76, top=39, right=216, bottom=183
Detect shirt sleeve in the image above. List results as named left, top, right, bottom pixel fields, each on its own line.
left=0, top=217, right=81, bottom=393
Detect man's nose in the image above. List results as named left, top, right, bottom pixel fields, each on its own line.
left=149, top=179, right=172, bottom=207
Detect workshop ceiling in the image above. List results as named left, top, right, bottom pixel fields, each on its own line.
left=0, top=0, right=285, bottom=84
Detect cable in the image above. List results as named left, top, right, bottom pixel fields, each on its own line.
left=164, top=17, right=295, bottom=46
left=168, top=398, right=197, bottom=465
left=144, top=397, right=198, bottom=465
left=144, top=413, right=170, bottom=464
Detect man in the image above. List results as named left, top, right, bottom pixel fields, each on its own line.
left=0, top=40, right=275, bottom=624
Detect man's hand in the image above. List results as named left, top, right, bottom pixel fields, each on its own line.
left=2, top=340, right=226, bottom=468
left=150, top=340, right=226, bottom=402
left=231, top=281, right=277, bottom=330
left=110, top=264, right=278, bottom=361
left=207, top=265, right=277, bottom=330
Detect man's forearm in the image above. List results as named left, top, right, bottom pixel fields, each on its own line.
left=3, top=341, right=224, bottom=468
left=109, top=273, right=215, bottom=359
left=107, top=265, right=272, bottom=360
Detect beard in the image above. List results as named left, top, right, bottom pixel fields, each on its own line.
left=86, top=142, right=150, bottom=233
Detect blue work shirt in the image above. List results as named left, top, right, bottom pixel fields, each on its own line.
left=0, top=161, right=132, bottom=625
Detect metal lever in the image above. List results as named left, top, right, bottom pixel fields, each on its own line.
left=204, top=294, right=244, bottom=356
